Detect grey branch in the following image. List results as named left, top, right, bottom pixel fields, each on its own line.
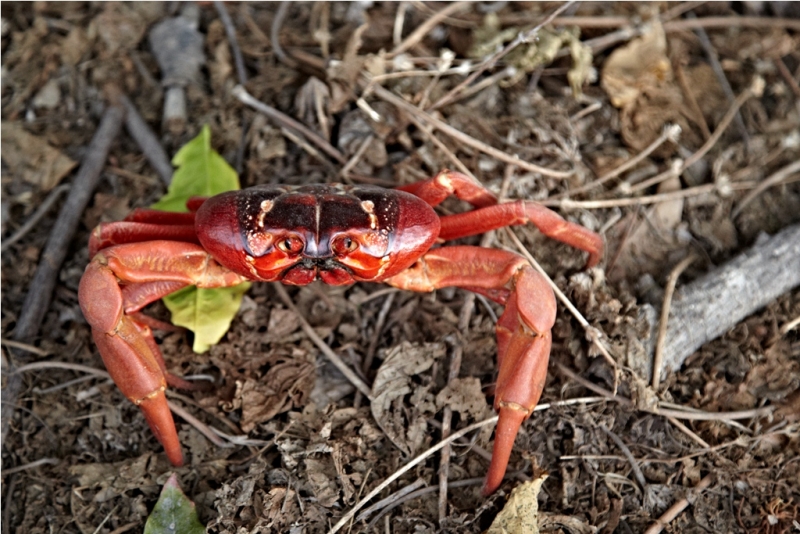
left=636, top=223, right=800, bottom=380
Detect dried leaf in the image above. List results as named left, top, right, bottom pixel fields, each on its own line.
left=94, top=3, right=146, bottom=54
left=436, top=377, right=492, bottom=423
left=370, top=342, right=445, bottom=455
left=601, top=22, right=688, bottom=151
left=326, top=22, right=369, bottom=113
left=305, top=458, right=340, bottom=507
left=610, top=174, right=684, bottom=283
left=238, top=356, right=315, bottom=431
left=1, top=121, right=77, bottom=191
left=487, top=474, right=548, bottom=534
left=61, top=27, right=93, bottom=66
left=68, top=453, right=164, bottom=502
left=469, top=15, right=592, bottom=94
left=601, top=22, right=672, bottom=110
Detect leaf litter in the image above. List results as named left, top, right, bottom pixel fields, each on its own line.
left=2, top=3, right=799, bottom=533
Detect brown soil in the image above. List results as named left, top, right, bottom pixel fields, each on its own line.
left=2, top=3, right=799, bottom=533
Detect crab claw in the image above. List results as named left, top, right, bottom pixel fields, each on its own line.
left=482, top=404, right=529, bottom=495
left=81, top=259, right=185, bottom=465
left=481, top=267, right=554, bottom=496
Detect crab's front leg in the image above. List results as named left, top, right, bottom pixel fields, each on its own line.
left=385, top=246, right=557, bottom=496
left=78, top=241, right=247, bottom=465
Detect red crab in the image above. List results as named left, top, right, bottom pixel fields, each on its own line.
left=79, top=170, right=603, bottom=495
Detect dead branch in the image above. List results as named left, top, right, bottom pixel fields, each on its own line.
left=2, top=96, right=126, bottom=447
left=640, top=223, right=800, bottom=381
left=119, top=93, right=173, bottom=185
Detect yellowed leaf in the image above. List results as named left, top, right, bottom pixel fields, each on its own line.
left=601, top=22, right=672, bottom=110
left=487, top=474, right=548, bottom=534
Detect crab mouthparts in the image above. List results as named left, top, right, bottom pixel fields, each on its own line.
left=281, top=259, right=355, bottom=286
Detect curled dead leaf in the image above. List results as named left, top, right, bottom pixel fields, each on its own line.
left=487, top=474, right=548, bottom=534
left=601, top=22, right=688, bottom=152
left=1, top=121, right=77, bottom=191
left=601, top=22, right=672, bottom=110
left=436, top=376, right=492, bottom=423
left=370, top=342, right=445, bottom=455
left=240, top=357, right=315, bottom=432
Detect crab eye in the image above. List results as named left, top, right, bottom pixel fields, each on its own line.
left=277, top=236, right=303, bottom=254
left=332, top=235, right=358, bottom=255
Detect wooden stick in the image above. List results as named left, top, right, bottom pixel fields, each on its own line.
left=118, top=93, right=173, bottom=185
left=2, top=93, right=126, bottom=447
left=643, top=223, right=800, bottom=380
left=652, top=255, right=696, bottom=390
left=644, top=474, right=714, bottom=534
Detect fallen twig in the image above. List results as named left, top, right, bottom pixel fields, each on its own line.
left=1, top=184, right=70, bottom=252
left=644, top=223, right=800, bottom=379
left=600, top=424, right=647, bottom=492
left=652, top=255, right=696, bottom=390
left=270, top=2, right=297, bottom=69
left=666, top=416, right=710, bottom=449
left=2, top=95, right=125, bottom=448
left=627, top=77, right=763, bottom=194
left=687, top=11, right=750, bottom=152
left=733, top=159, right=800, bottom=218
left=554, top=362, right=775, bottom=422
left=272, top=284, right=373, bottom=400
left=542, top=180, right=756, bottom=209
left=233, top=84, right=346, bottom=164
left=214, top=1, right=248, bottom=85
left=1, top=458, right=60, bottom=476
left=13, top=360, right=255, bottom=450
left=559, top=125, right=681, bottom=198
left=370, top=83, right=573, bottom=178
left=644, top=474, right=714, bottom=534
left=387, top=2, right=471, bottom=59
left=365, top=476, right=497, bottom=529
left=167, top=400, right=231, bottom=448
left=429, top=1, right=576, bottom=111
left=118, top=93, right=173, bottom=185
left=355, top=478, right=427, bottom=523
left=327, top=415, right=499, bottom=534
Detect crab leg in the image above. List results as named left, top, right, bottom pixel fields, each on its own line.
left=79, top=241, right=248, bottom=465
left=399, top=170, right=603, bottom=267
left=397, top=169, right=498, bottom=208
left=89, top=222, right=199, bottom=256
left=384, top=246, right=557, bottom=495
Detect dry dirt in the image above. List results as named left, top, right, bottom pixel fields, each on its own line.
left=2, top=3, right=799, bottom=533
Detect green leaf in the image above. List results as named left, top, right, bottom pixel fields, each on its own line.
left=152, top=125, right=239, bottom=212
left=152, top=125, right=248, bottom=353
left=144, top=473, right=206, bottom=534
left=163, top=282, right=252, bottom=353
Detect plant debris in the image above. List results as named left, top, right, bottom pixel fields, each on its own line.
left=2, top=3, right=798, bottom=533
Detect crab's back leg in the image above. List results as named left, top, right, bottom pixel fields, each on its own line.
left=397, top=170, right=498, bottom=208
left=384, top=246, right=557, bottom=495
left=440, top=201, right=603, bottom=268
left=398, top=170, right=603, bottom=267
left=79, top=241, right=248, bottom=465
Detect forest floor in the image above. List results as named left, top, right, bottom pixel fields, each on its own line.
left=2, top=2, right=799, bottom=533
